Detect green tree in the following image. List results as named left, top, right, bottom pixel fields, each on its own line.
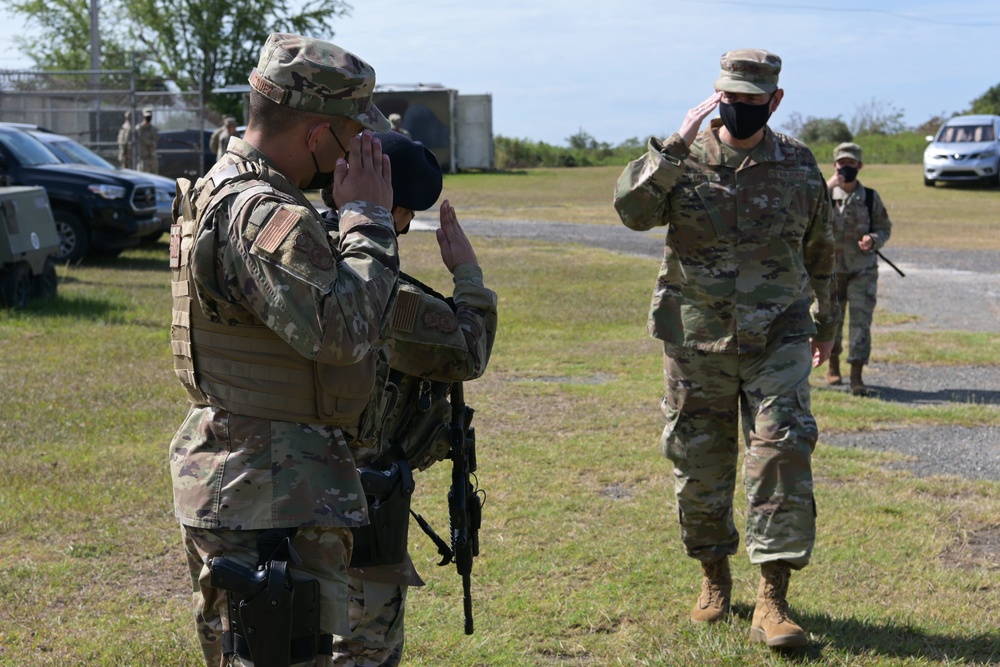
left=851, top=97, right=906, bottom=135
left=11, top=0, right=351, bottom=113
left=799, top=117, right=852, bottom=144
left=10, top=0, right=134, bottom=73
left=968, top=84, right=1000, bottom=116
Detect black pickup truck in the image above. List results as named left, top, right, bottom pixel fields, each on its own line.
left=0, top=123, right=160, bottom=262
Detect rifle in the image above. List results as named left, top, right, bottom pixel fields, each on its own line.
left=408, top=381, right=484, bottom=634
left=447, top=382, right=481, bottom=635
left=865, top=188, right=905, bottom=277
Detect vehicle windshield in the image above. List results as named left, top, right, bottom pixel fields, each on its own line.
left=937, top=124, right=995, bottom=143
left=44, top=136, right=116, bottom=169
left=0, top=129, right=63, bottom=166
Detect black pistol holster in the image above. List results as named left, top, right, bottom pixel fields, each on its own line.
left=209, top=529, right=330, bottom=666
left=350, top=459, right=415, bottom=567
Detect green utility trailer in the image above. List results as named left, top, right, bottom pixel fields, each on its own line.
left=1, top=186, right=59, bottom=308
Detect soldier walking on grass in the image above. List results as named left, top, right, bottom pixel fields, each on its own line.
left=614, top=48, right=837, bottom=649
left=825, top=141, right=892, bottom=396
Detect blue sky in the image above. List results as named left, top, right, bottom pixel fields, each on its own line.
left=2, top=0, right=998, bottom=145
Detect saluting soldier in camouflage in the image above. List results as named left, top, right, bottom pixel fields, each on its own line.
left=614, top=49, right=837, bottom=649
left=136, top=107, right=159, bottom=174
left=825, top=142, right=892, bottom=396
left=318, top=132, right=498, bottom=666
left=170, top=33, right=396, bottom=667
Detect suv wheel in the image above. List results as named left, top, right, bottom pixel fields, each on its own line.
left=992, top=160, right=1000, bottom=187
left=53, top=210, right=90, bottom=262
left=1, top=262, right=30, bottom=309
left=923, top=176, right=935, bottom=187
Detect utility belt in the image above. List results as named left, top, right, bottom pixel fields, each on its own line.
left=209, top=529, right=332, bottom=667
left=350, top=460, right=415, bottom=568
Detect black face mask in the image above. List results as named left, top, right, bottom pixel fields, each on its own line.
left=305, top=150, right=334, bottom=191
left=837, top=165, right=859, bottom=183
left=719, top=95, right=773, bottom=140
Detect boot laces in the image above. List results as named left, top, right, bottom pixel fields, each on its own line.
left=763, top=570, right=792, bottom=623
left=701, top=562, right=730, bottom=607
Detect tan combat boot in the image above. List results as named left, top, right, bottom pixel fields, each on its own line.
left=850, top=362, right=869, bottom=397
left=750, top=561, right=808, bottom=648
left=690, top=558, right=732, bottom=623
left=825, top=354, right=842, bottom=385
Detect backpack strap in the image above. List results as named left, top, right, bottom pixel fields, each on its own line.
left=864, top=186, right=875, bottom=232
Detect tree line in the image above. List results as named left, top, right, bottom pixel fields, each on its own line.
left=497, top=88, right=1000, bottom=170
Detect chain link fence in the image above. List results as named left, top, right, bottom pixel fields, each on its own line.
left=0, top=67, right=214, bottom=180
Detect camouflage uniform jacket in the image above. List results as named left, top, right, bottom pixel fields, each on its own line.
left=136, top=123, right=158, bottom=162
left=614, top=119, right=837, bottom=354
left=116, top=121, right=132, bottom=167
left=318, top=209, right=498, bottom=465
left=210, top=126, right=234, bottom=161
left=169, top=137, right=400, bottom=531
left=830, top=181, right=891, bottom=274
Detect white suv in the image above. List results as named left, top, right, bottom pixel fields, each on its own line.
left=923, top=114, right=1000, bottom=187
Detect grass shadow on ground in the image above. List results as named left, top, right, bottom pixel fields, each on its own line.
left=729, top=603, right=999, bottom=663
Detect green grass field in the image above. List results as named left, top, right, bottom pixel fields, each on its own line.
left=1, top=167, right=997, bottom=666
left=441, top=164, right=1000, bottom=251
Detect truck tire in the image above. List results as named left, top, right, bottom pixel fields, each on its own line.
left=1, top=262, right=30, bottom=309
left=34, top=257, right=58, bottom=300
left=53, top=210, right=90, bottom=263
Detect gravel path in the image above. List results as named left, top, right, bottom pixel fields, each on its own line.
left=412, top=216, right=1000, bottom=481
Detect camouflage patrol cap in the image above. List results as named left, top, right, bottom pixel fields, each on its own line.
left=833, top=142, right=863, bottom=163
left=142, top=107, right=153, bottom=116
left=224, top=115, right=237, bottom=125
left=249, top=33, right=390, bottom=131
left=715, top=49, right=781, bottom=94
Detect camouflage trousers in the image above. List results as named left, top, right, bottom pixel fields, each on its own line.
left=181, top=523, right=353, bottom=667
left=330, top=576, right=407, bottom=666
left=137, top=154, right=159, bottom=175
left=831, top=267, right=878, bottom=365
left=660, top=338, right=818, bottom=569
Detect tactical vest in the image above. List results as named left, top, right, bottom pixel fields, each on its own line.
left=170, top=161, right=375, bottom=426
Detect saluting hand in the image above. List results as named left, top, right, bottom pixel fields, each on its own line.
left=436, top=200, right=478, bottom=273
left=333, top=130, right=393, bottom=211
left=680, top=92, right=723, bottom=147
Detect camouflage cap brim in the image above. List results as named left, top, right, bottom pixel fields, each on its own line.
left=713, top=74, right=778, bottom=95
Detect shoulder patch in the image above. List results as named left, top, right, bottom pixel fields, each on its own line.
left=423, top=310, right=459, bottom=333
left=392, top=289, right=421, bottom=333
left=293, top=231, right=335, bottom=269
left=255, top=207, right=300, bottom=253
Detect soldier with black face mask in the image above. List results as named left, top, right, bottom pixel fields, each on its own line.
left=614, top=48, right=837, bottom=650
left=825, top=141, right=892, bottom=396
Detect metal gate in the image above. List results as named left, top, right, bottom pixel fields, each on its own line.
left=0, top=67, right=209, bottom=180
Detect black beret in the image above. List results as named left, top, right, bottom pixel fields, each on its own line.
left=375, top=131, right=442, bottom=211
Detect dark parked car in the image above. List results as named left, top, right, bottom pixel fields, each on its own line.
left=0, top=123, right=160, bottom=262
left=157, top=129, right=215, bottom=181
left=28, top=128, right=176, bottom=242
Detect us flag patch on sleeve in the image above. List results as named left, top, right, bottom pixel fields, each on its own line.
left=391, top=289, right=420, bottom=333
left=255, top=208, right=300, bottom=253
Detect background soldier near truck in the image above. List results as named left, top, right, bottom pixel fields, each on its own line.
left=319, top=131, right=498, bottom=666
left=825, top=141, right=893, bottom=397
left=135, top=107, right=159, bottom=174
left=614, top=48, right=837, bottom=650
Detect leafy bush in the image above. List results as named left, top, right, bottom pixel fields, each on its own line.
left=493, top=133, right=647, bottom=169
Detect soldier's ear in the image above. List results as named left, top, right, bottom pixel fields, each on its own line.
left=769, top=89, right=784, bottom=113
